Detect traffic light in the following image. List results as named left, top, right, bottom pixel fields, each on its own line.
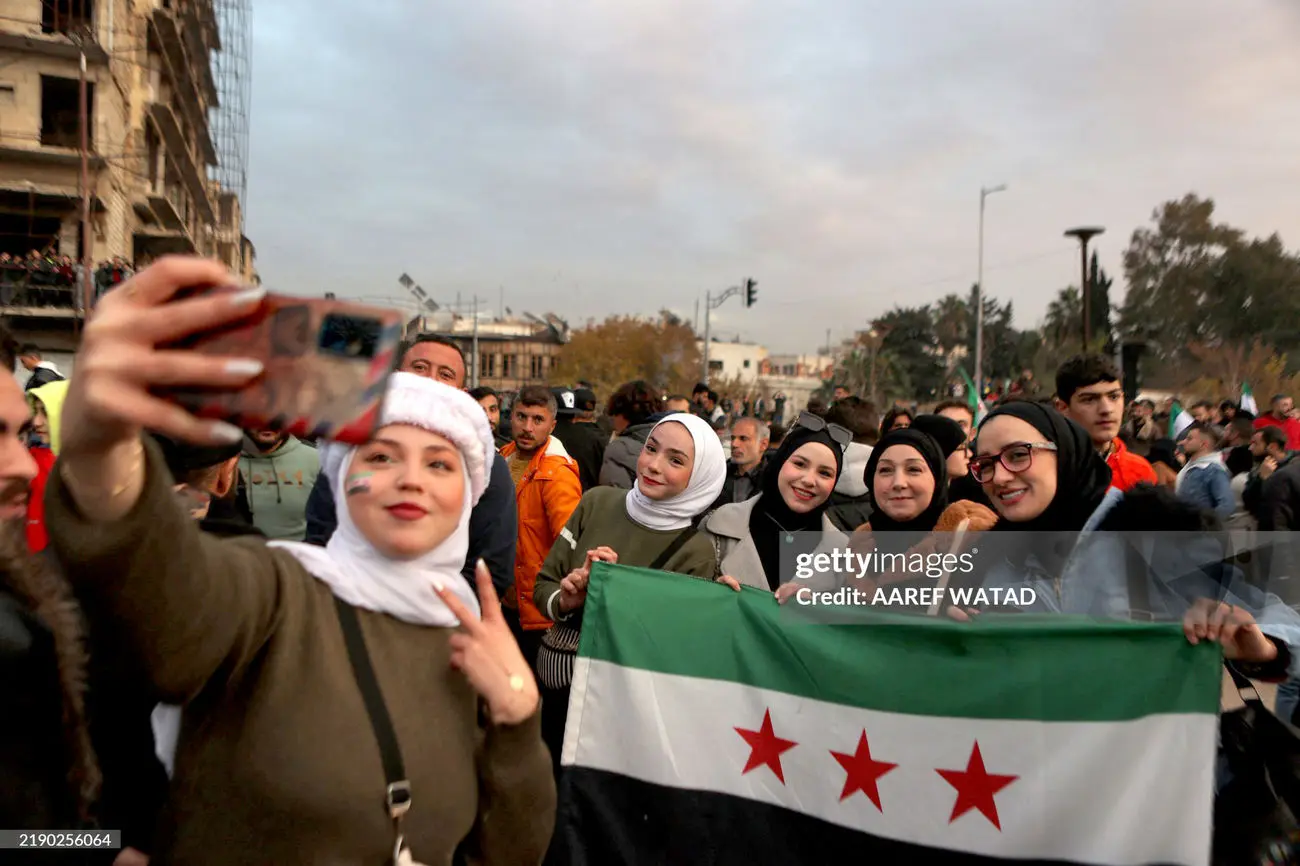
left=744, top=278, right=758, bottom=307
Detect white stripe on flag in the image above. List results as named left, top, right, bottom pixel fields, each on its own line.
left=565, top=659, right=1215, bottom=866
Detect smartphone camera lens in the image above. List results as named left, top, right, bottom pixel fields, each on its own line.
left=318, top=314, right=380, bottom=360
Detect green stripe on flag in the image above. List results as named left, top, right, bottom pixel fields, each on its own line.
left=580, top=563, right=1222, bottom=723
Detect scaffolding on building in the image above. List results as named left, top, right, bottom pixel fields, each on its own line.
left=210, top=0, right=252, bottom=216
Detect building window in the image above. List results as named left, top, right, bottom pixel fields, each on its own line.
left=483, top=353, right=496, bottom=378
left=709, top=360, right=723, bottom=373
left=42, top=0, right=95, bottom=39
left=502, top=354, right=514, bottom=378
left=743, top=359, right=751, bottom=369
left=530, top=355, right=545, bottom=379
left=40, top=75, right=93, bottom=149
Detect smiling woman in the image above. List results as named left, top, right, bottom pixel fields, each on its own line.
left=43, top=259, right=555, bottom=865
left=530, top=412, right=726, bottom=785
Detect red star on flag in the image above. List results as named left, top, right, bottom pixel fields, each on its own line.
left=735, top=709, right=798, bottom=784
left=936, top=741, right=1018, bottom=830
left=830, top=730, right=897, bottom=810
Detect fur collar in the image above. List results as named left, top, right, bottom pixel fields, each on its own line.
left=1, top=531, right=100, bottom=822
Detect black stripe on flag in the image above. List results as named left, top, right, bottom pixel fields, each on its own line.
left=553, top=767, right=1173, bottom=866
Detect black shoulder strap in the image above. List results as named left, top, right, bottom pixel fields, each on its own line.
left=334, top=597, right=411, bottom=819
left=650, top=527, right=698, bottom=571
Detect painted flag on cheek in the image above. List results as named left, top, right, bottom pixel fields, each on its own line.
left=555, top=564, right=1222, bottom=866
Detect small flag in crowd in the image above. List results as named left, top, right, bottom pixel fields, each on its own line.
left=557, top=565, right=1220, bottom=866
left=1169, top=400, right=1194, bottom=439
left=1240, top=382, right=1258, bottom=416
left=958, top=367, right=987, bottom=423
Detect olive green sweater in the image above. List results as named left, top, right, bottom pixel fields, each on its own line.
left=533, top=487, right=717, bottom=623
left=45, top=438, right=555, bottom=866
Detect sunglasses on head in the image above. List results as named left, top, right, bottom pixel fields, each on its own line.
left=795, top=411, right=852, bottom=450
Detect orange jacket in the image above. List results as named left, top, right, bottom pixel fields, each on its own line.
left=1106, top=436, right=1157, bottom=492
left=499, top=436, right=583, bottom=630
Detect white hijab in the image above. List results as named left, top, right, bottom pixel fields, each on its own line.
left=624, top=412, right=727, bottom=530
left=153, top=375, right=495, bottom=776
left=269, top=373, right=495, bottom=627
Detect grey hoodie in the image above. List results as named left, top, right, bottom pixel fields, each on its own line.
left=238, top=435, right=320, bottom=541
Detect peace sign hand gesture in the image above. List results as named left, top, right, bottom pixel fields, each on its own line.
left=434, top=560, right=540, bottom=727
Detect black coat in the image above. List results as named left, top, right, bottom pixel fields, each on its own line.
left=552, top=420, right=609, bottom=492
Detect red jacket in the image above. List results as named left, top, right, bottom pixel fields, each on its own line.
left=1254, top=414, right=1300, bottom=451
left=499, top=436, right=583, bottom=630
left=1106, top=437, right=1157, bottom=492
left=26, top=447, right=56, bottom=552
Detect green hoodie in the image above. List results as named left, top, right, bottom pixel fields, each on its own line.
left=238, top=435, right=320, bottom=541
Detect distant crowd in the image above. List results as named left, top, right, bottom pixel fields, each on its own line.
left=0, top=250, right=135, bottom=305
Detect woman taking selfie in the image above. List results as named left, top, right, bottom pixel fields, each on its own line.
left=45, top=258, right=554, bottom=865
left=960, top=401, right=1300, bottom=679
left=699, top=413, right=848, bottom=592
left=533, top=412, right=725, bottom=770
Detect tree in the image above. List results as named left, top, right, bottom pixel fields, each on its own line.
left=1087, top=250, right=1115, bottom=353
left=552, top=314, right=701, bottom=399
left=1044, top=286, right=1082, bottom=348
left=873, top=305, right=946, bottom=400
left=1120, top=193, right=1245, bottom=358
left=933, top=293, right=971, bottom=360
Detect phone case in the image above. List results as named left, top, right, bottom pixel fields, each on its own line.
left=163, top=290, right=406, bottom=445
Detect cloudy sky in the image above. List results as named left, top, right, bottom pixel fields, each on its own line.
left=242, top=0, right=1300, bottom=354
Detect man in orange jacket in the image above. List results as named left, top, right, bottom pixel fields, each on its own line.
left=1055, top=354, right=1158, bottom=492
left=499, top=385, right=582, bottom=665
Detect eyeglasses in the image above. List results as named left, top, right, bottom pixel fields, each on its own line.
left=969, top=442, right=1058, bottom=482
left=795, top=411, right=852, bottom=450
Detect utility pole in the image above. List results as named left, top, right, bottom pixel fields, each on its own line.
left=975, top=184, right=1007, bottom=400
left=76, top=47, right=91, bottom=336
left=701, top=278, right=758, bottom=385
left=471, top=296, right=480, bottom=388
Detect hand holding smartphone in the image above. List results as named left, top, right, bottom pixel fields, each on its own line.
left=160, top=287, right=405, bottom=445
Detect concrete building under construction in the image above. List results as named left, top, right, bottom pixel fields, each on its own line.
left=0, top=0, right=255, bottom=354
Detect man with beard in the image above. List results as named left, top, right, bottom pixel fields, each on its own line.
left=238, top=426, right=319, bottom=541
left=500, top=386, right=581, bottom=657
left=0, top=361, right=102, bottom=838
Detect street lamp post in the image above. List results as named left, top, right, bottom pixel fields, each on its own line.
left=975, top=184, right=1007, bottom=400
left=1064, top=226, right=1104, bottom=352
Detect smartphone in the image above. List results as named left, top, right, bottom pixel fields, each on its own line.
left=161, top=288, right=406, bottom=445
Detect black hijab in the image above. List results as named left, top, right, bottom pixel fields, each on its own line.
left=975, top=401, right=1112, bottom=534
left=908, top=415, right=966, bottom=459
left=864, top=428, right=950, bottom=553
left=748, top=425, right=844, bottom=590
left=910, top=414, right=994, bottom=508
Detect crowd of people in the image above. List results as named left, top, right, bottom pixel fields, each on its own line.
left=2, top=256, right=1299, bottom=863
left=0, top=250, right=136, bottom=306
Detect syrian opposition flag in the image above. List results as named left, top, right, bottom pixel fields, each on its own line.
left=1169, top=401, right=1195, bottom=439
left=1240, top=382, right=1259, bottom=416
left=958, top=367, right=987, bottom=423
left=557, top=565, right=1220, bottom=866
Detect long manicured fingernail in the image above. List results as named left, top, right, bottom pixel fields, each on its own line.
left=227, top=287, right=266, bottom=306
left=224, top=359, right=264, bottom=376
left=432, top=578, right=445, bottom=592
left=210, top=421, right=244, bottom=443
left=476, top=558, right=489, bottom=575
